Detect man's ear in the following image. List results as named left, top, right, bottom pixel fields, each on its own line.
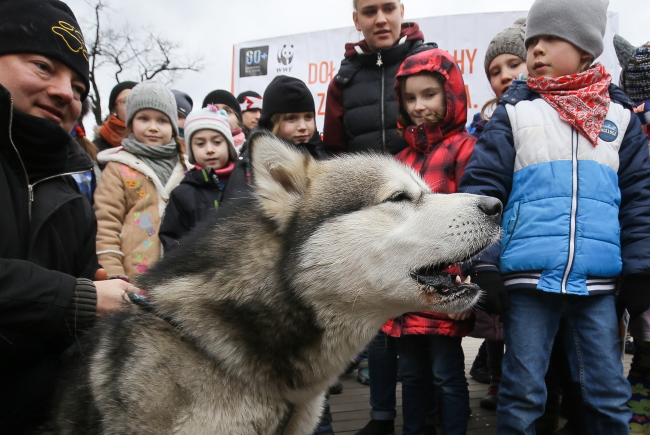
left=249, top=132, right=313, bottom=232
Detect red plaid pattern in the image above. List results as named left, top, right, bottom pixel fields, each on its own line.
left=381, top=49, right=477, bottom=337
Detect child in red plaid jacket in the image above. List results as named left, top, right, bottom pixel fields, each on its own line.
left=379, top=48, right=477, bottom=435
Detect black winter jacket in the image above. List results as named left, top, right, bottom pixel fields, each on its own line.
left=0, top=84, right=98, bottom=430
left=160, top=155, right=252, bottom=252
left=324, top=23, right=436, bottom=155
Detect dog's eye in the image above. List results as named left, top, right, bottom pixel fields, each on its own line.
left=386, top=192, right=410, bottom=203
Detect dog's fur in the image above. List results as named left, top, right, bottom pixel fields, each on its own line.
left=54, top=133, right=501, bottom=435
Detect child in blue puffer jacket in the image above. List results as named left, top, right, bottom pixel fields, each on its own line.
left=459, top=0, right=650, bottom=434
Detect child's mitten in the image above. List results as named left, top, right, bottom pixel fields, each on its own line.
left=472, top=270, right=510, bottom=315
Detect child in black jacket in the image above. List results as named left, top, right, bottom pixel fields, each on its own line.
left=160, top=106, right=250, bottom=252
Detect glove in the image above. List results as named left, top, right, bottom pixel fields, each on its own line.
left=472, top=270, right=510, bottom=315
left=619, top=275, right=650, bottom=321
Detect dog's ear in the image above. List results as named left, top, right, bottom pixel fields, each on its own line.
left=249, top=132, right=313, bottom=231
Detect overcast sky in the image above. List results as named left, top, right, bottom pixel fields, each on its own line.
left=63, top=0, right=649, bottom=128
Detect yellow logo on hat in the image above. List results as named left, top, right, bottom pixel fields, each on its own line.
left=51, top=21, right=88, bottom=60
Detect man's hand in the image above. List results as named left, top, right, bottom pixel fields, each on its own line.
left=93, top=279, right=139, bottom=318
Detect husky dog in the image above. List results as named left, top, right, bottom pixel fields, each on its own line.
left=54, top=133, right=501, bottom=435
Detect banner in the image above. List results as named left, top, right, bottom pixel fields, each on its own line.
left=233, top=11, right=620, bottom=130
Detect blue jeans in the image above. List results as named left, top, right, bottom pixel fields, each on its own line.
left=368, top=332, right=398, bottom=420
left=498, top=289, right=631, bottom=435
left=397, top=335, right=469, bottom=435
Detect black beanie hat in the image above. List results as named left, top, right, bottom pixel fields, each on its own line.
left=202, top=89, right=242, bottom=120
left=0, top=0, right=90, bottom=100
left=172, top=89, right=193, bottom=117
left=259, top=76, right=315, bottom=130
left=108, top=81, right=138, bottom=113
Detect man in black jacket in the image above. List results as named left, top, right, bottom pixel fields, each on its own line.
left=0, top=0, right=135, bottom=431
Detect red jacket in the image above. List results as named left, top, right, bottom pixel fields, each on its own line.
left=382, top=49, right=476, bottom=337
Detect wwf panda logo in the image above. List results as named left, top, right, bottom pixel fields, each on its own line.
left=277, top=44, right=294, bottom=65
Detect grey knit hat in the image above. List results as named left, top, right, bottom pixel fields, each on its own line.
left=125, top=81, right=179, bottom=136
left=525, top=0, right=608, bottom=58
left=615, top=35, right=650, bottom=103
left=484, top=18, right=527, bottom=77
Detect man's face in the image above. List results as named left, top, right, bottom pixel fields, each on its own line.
left=242, top=109, right=261, bottom=130
left=353, top=0, right=404, bottom=52
left=0, top=53, right=86, bottom=133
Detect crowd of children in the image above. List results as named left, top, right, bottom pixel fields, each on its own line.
left=3, top=0, right=650, bottom=433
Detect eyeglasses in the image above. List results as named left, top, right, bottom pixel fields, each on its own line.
left=115, top=99, right=127, bottom=106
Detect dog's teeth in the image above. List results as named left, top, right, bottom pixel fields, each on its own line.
left=455, top=275, right=461, bottom=283
left=464, top=276, right=471, bottom=283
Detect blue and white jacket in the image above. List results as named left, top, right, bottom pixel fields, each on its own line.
left=459, top=81, right=650, bottom=296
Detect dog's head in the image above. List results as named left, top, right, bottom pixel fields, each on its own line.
left=249, top=133, right=501, bottom=318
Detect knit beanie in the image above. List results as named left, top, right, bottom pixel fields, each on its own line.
left=0, top=0, right=90, bottom=100
left=259, top=76, right=315, bottom=130
left=525, top=0, right=608, bottom=58
left=237, top=91, right=263, bottom=112
left=202, top=90, right=242, bottom=121
left=108, top=81, right=137, bottom=113
left=125, top=81, right=179, bottom=136
left=172, top=89, right=193, bottom=118
left=484, top=18, right=527, bottom=77
left=184, top=105, right=237, bottom=164
left=615, top=35, right=650, bottom=103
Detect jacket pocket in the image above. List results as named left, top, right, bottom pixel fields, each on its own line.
left=501, top=201, right=521, bottom=256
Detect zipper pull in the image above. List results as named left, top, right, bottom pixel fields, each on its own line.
left=376, top=52, right=383, bottom=67
left=27, top=184, right=34, bottom=220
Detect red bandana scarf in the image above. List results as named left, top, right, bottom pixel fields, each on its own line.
left=526, top=63, right=612, bottom=146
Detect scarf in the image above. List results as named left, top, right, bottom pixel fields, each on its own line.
left=526, top=63, right=611, bottom=146
left=121, top=134, right=178, bottom=186
left=232, top=128, right=246, bottom=152
left=214, top=161, right=234, bottom=182
left=99, top=114, right=127, bottom=148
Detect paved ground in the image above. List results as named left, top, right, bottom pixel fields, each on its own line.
left=329, top=337, right=634, bottom=435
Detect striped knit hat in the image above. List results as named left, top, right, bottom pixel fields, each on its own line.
left=184, top=105, right=237, bottom=164
left=615, top=35, right=650, bottom=103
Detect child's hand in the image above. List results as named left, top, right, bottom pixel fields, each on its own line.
left=472, top=270, right=510, bottom=315
left=448, top=309, right=473, bottom=320
left=619, top=275, right=650, bottom=320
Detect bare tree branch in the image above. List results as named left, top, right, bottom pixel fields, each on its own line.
left=80, top=0, right=204, bottom=126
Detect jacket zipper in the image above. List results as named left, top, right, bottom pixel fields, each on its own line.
left=6, top=97, right=34, bottom=219
left=6, top=97, right=90, bottom=220
left=561, top=129, right=579, bottom=293
left=378, top=52, right=386, bottom=153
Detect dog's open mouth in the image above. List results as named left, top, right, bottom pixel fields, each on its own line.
left=410, top=263, right=478, bottom=297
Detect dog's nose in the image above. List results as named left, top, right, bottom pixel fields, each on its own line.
left=477, top=197, right=502, bottom=222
